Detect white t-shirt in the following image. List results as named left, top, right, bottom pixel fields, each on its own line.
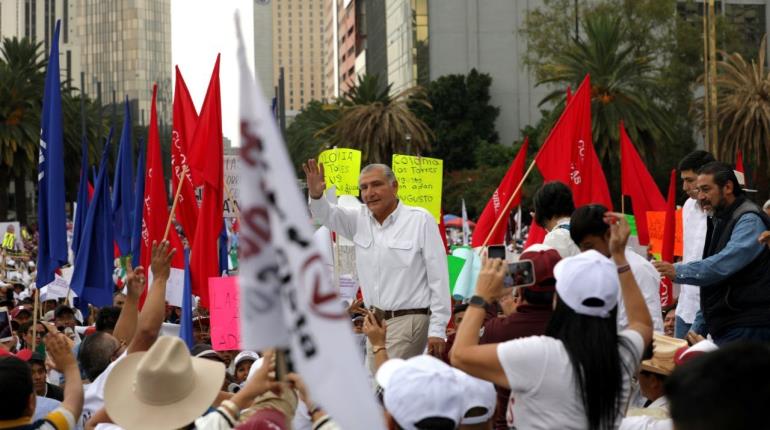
left=80, top=352, right=127, bottom=425
left=677, top=198, right=708, bottom=324
left=543, top=218, right=581, bottom=259
left=617, top=250, right=664, bottom=333
left=497, top=330, right=644, bottom=430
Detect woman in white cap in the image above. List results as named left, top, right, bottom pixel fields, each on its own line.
left=452, top=212, right=653, bottom=430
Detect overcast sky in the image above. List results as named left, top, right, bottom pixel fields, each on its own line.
left=171, top=0, right=255, bottom=147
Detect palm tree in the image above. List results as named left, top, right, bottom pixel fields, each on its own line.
left=537, top=12, right=673, bottom=170
left=324, top=74, right=434, bottom=164
left=0, top=37, right=45, bottom=222
left=707, top=35, right=770, bottom=194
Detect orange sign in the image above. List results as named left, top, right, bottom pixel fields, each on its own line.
left=646, top=210, right=683, bottom=258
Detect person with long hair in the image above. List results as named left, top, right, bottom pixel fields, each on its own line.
left=451, top=213, right=653, bottom=430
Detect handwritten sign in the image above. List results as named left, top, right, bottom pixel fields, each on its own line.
left=392, top=154, right=443, bottom=223
left=318, top=148, right=362, bottom=196
left=209, top=276, right=241, bottom=351
left=646, top=210, right=683, bottom=258
left=223, top=155, right=241, bottom=217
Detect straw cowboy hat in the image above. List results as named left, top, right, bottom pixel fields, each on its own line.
left=641, top=333, right=688, bottom=376
left=104, top=336, right=226, bottom=430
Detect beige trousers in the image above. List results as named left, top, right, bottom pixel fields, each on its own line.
left=366, top=313, right=429, bottom=374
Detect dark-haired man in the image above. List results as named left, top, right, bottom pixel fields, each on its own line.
left=654, top=162, right=770, bottom=345
left=571, top=205, right=664, bottom=333
left=533, top=181, right=580, bottom=258
left=675, top=150, right=714, bottom=339
left=29, top=352, right=63, bottom=401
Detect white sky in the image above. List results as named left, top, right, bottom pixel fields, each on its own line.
left=171, top=0, right=255, bottom=147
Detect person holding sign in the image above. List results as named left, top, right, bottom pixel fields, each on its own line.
left=303, top=159, right=451, bottom=369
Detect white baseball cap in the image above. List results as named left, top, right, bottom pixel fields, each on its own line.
left=554, top=250, right=619, bottom=318
left=376, top=356, right=465, bottom=430
left=452, top=368, right=497, bottom=425
left=234, top=350, right=260, bottom=368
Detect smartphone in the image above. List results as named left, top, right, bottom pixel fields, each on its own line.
left=488, top=245, right=506, bottom=260
left=0, top=307, right=11, bottom=342
left=503, top=260, right=536, bottom=288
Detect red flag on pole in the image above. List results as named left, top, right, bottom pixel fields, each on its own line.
left=140, top=84, right=186, bottom=305
left=522, top=220, right=547, bottom=249
left=172, top=67, right=201, bottom=243
left=188, top=55, right=224, bottom=309
left=566, top=85, right=572, bottom=104
left=620, top=121, right=666, bottom=245
left=736, top=149, right=745, bottom=174
left=472, top=138, right=529, bottom=247
left=535, top=75, right=612, bottom=209
left=660, top=169, right=677, bottom=307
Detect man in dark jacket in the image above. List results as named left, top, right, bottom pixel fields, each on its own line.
left=29, top=352, right=63, bottom=401
left=654, top=162, right=770, bottom=345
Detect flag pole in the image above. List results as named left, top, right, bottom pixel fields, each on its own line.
left=481, top=158, right=539, bottom=247
left=164, top=166, right=188, bottom=241
left=31, top=288, right=39, bottom=350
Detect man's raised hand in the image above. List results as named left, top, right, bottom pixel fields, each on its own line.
left=302, top=159, right=326, bottom=200
left=150, top=241, right=176, bottom=281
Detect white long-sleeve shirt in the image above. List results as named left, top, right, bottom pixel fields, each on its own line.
left=676, top=198, right=708, bottom=324
left=309, top=197, right=451, bottom=339
left=617, top=249, right=664, bottom=333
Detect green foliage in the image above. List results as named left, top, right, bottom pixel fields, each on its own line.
left=416, top=69, right=500, bottom=171
left=285, top=100, right=340, bottom=175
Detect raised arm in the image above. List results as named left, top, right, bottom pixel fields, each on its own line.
left=303, top=159, right=358, bottom=239
left=111, top=261, right=146, bottom=345
left=450, top=257, right=509, bottom=388
left=606, top=212, right=653, bottom=347
left=127, top=241, right=176, bottom=354
left=46, top=332, right=84, bottom=420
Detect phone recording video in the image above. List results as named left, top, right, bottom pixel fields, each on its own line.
left=0, top=307, right=12, bottom=342
left=503, top=259, right=536, bottom=288
left=487, top=245, right=506, bottom=260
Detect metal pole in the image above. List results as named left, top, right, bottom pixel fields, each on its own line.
left=80, top=72, right=86, bottom=138
left=574, top=0, right=579, bottom=42
left=707, top=0, right=718, bottom=154
left=279, top=67, right=287, bottom=135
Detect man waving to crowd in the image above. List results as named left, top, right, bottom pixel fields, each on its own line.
left=303, top=159, right=451, bottom=366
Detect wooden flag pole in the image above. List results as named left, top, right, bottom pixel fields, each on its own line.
left=164, top=166, right=188, bottom=242
left=481, top=158, right=539, bottom=248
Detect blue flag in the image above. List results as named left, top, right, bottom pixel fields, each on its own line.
left=71, top=133, right=115, bottom=307
left=37, top=20, right=67, bottom=287
left=72, top=135, right=90, bottom=258
left=180, top=248, right=194, bottom=349
left=131, top=138, right=146, bottom=269
left=112, top=98, right=134, bottom=255
left=218, top=224, right=228, bottom=274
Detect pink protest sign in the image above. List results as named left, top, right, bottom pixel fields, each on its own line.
left=209, top=276, right=241, bottom=351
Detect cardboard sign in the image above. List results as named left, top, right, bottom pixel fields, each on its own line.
left=646, top=210, right=683, bottom=258
left=318, top=148, right=362, bottom=196
left=392, top=154, right=443, bottom=223
left=223, top=155, right=241, bottom=217
left=209, top=276, right=241, bottom=351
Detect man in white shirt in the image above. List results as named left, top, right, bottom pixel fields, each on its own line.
left=534, top=181, right=581, bottom=258
left=674, top=150, right=714, bottom=338
left=570, top=205, right=664, bottom=332
left=303, top=160, right=450, bottom=368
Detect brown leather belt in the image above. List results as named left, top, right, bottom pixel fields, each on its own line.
left=375, top=307, right=430, bottom=321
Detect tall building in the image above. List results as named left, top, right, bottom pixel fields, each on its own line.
left=324, top=0, right=364, bottom=98
left=78, top=0, right=172, bottom=127
left=382, top=0, right=428, bottom=93
left=273, top=0, right=326, bottom=112
left=0, top=0, right=81, bottom=86
left=253, top=0, right=273, bottom=101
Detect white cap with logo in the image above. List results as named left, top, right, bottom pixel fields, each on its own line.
left=554, top=250, right=619, bottom=318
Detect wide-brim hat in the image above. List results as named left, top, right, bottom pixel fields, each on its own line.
left=641, top=333, right=688, bottom=376
left=104, top=336, right=225, bottom=430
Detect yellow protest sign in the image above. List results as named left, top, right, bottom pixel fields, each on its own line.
left=318, top=148, right=362, bottom=196
left=392, top=154, right=443, bottom=223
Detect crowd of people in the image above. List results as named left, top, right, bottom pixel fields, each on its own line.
left=1, top=151, right=769, bottom=430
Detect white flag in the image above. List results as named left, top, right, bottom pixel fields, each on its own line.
left=461, top=198, right=470, bottom=246
left=235, top=14, right=385, bottom=429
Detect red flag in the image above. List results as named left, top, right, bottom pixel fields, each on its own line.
left=472, top=138, right=529, bottom=247
left=140, top=85, right=186, bottom=304
left=660, top=169, right=677, bottom=307
left=620, top=122, right=666, bottom=246
left=522, top=220, right=547, bottom=249
left=566, top=85, right=572, bottom=104
left=736, top=149, right=745, bottom=174
left=438, top=210, right=449, bottom=253
left=535, top=75, right=612, bottom=209
left=188, top=55, right=224, bottom=309
left=172, top=67, right=201, bottom=243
